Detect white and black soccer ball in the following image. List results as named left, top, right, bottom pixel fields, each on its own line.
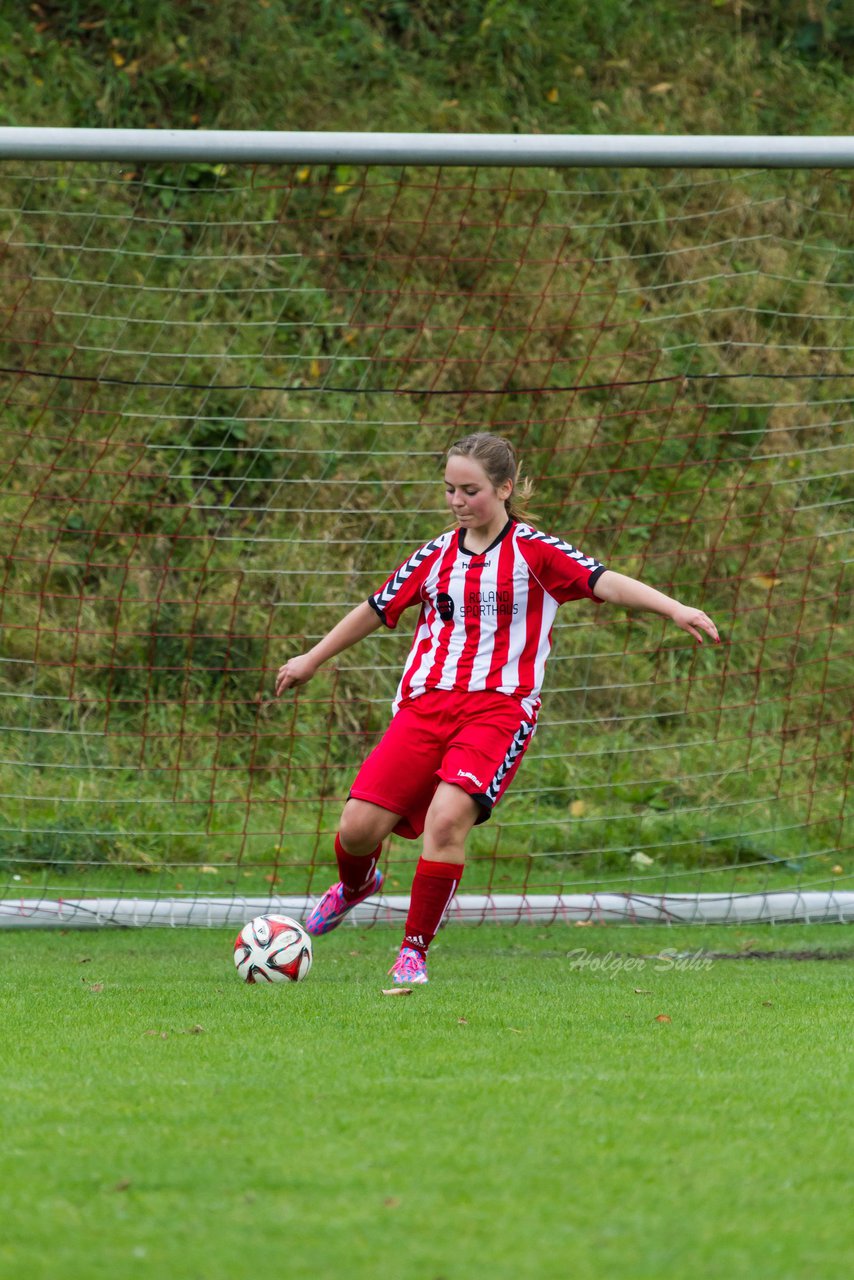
left=233, top=914, right=313, bottom=984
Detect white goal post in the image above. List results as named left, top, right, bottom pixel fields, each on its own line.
left=1, top=127, right=852, bottom=167
left=0, top=129, right=851, bottom=928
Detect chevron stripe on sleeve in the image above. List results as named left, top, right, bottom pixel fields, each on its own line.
left=517, top=526, right=607, bottom=603
left=368, top=533, right=452, bottom=629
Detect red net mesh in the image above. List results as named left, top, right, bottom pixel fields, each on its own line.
left=0, top=160, right=851, bottom=921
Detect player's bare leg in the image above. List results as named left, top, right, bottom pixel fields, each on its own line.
left=338, top=798, right=400, bottom=856
left=422, top=781, right=480, bottom=864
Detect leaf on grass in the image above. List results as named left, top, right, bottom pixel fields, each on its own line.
left=634, top=988, right=651, bottom=995
left=383, top=1197, right=401, bottom=1209
left=506, top=1027, right=524, bottom=1034
left=458, top=1017, right=469, bottom=1024
left=762, top=1001, right=773, bottom=1007
left=90, top=983, right=104, bottom=993
left=649, top=81, right=672, bottom=93
left=655, top=1013, right=672, bottom=1023
left=630, top=851, right=655, bottom=867
left=381, top=988, right=412, bottom=997
left=751, top=574, right=781, bottom=590
left=114, top=1179, right=131, bottom=1192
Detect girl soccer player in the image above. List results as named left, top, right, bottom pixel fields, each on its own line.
left=275, top=433, right=720, bottom=985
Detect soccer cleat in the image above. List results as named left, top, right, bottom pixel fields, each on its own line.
left=304, top=870, right=384, bottom=936
left=388, top=945, right=429, bottom=985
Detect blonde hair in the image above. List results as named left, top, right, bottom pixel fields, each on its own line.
left=446, top=432, right=536, bottom=524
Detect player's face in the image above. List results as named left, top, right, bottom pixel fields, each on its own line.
left=444, top=455, right=513, bottom=539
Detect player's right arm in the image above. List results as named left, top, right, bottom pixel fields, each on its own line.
left=276, top=534, right=445, bottom=696
left=275, top=601, right=383, bottom=695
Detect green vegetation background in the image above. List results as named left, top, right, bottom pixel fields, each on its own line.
left=0, top=2, right=851, bottom=900
left=2, top=1, right=852, bottom=136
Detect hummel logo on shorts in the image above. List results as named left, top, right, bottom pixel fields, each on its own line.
left=457, top=768, right=483, bottom=787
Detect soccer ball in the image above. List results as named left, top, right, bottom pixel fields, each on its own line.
left=233, top=914, right=313, bottom=984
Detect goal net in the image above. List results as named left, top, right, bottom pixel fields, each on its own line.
left=0, top=131, right=851, bottom=927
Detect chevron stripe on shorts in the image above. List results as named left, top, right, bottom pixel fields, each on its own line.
left=484, top=719, right=537, bottom=806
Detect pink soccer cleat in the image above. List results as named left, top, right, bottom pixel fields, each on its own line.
left=388, top=945, right=429, bottom=985
left=304, top=870, right=384, bottom=936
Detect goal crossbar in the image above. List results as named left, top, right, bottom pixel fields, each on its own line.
left=0, top=128, right=853, bottom=168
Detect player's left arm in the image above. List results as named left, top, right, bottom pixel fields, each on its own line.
left=592, top=570, right=720, bottom=645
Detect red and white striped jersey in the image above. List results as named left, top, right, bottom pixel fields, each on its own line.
left=368, top=519, right=607, bottom=717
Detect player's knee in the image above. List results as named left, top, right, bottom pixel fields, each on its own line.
left=338, top=800, right=387, bottom=855
left=425, top=813, right=456, bottom=849
left=425, top=786, right=480, bottom=849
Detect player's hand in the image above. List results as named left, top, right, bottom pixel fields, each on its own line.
left=671, top=605, right=720, bottom=645
left=275, top=654, right=318, bottom=695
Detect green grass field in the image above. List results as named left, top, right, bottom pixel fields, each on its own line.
left=2, top=923, right=851, bottom=1280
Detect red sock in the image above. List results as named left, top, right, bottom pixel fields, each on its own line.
left=403, top=858, right=463, bottom=956
left=335, top=833, right=381, bottom=901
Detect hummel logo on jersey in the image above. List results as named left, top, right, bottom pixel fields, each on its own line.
left=457, top=768, right=483, bottom=788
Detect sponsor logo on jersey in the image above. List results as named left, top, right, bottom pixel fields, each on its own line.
left=436, top=591, right=455, bottom=622
left=457, top=768, right=483, bottom=788
left=460, top=587, right=519, bottom=618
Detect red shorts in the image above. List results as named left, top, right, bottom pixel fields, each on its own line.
left=349, top=689, right=537, bottom=840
